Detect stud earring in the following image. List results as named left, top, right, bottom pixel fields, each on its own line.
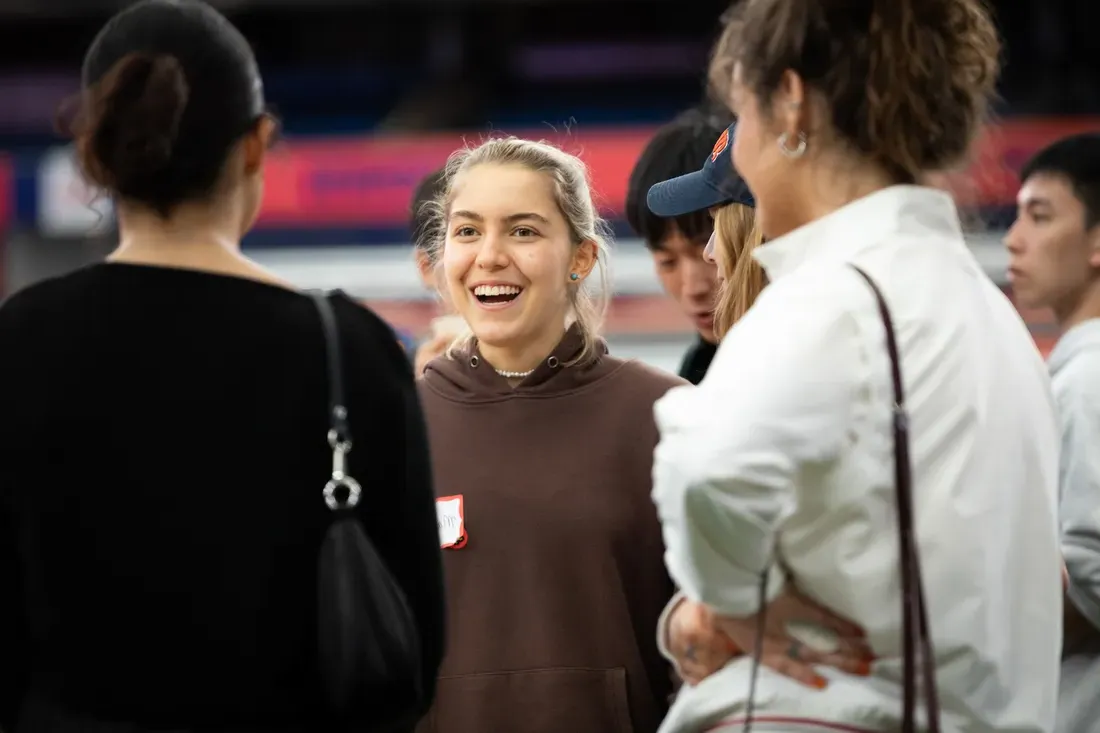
left=570, top=273, right=579, bottom=281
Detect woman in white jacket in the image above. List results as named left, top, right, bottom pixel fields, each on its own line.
left=650, top=1, right=1064, bottom=731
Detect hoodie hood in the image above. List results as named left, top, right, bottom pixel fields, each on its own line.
left=1049, top=318, right=1100, bottom=378
left=421, top=324, right=616, bottom=402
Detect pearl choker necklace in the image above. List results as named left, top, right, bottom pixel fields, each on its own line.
left=495, top=367, right=535, bottom=379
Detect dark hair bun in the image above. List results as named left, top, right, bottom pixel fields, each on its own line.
left=76, top=52, right=190, bottom=204
left=67, top=1, right=267, bottom=218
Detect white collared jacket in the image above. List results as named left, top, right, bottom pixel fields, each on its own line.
left=653, top=186, right=1062, bottom=733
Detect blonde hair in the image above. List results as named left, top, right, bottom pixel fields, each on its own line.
left=712, top=202, right=766, bottom=339
left=422, top=137, right=612, bottom=365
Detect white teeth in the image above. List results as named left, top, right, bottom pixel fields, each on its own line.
left=473, top=285, right=521, bottom=296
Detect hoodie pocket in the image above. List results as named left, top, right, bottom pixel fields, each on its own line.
left=420, top=666, right=634, bottom=733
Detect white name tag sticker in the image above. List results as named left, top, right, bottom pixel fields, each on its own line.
left=436, top=495, right=468, bottom=549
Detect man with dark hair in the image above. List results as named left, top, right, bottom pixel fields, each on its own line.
left=1004, top=132, right=1100, bottom=733
left=625, top=104, right=734, bottom=384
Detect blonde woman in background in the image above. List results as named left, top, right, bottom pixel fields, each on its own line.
left=413, top=137, right=686, bottom=733
left=645, top=122, right=765, bottom=343
left=705, top=188, right=765, bottom=339
left=624, top=105, right=733, bottom=385
left=646, top=122, right=873, bottom=691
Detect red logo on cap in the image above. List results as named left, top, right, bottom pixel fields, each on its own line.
left=710, top=129, right=730, bottom=162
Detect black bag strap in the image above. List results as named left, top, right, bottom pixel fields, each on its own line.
left=849, top=265, right=940, bottom=733
left=311, top=291, right=349, bottom=443
left=309, top=291, right=362, bottom=512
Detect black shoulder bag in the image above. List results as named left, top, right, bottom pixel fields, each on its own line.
left=311, top=292, right=424, bottom=731
left=741, top=266, right=940, bottom=733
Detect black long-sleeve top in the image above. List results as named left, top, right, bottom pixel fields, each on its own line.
left=0, top=263, right=444, bottom=732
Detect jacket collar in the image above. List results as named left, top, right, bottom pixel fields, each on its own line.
left=752, top=185, right=969, bottom=281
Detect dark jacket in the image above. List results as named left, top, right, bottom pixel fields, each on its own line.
left=0, top=264, right=445, bottom=732
left=678, top=336, right=718, bottom=385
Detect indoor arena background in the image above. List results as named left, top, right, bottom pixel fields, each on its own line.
left=0, top=0, right=1097, bottom=369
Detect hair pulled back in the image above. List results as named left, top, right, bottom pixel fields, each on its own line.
left=64, top=0, right=266, bottom=218
left=720, top=0, right=1000, bottom=183
left=70, top=53, right=190, bottom=215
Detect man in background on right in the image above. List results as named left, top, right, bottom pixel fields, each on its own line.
left=1004, top=132, right=1100, bottom=733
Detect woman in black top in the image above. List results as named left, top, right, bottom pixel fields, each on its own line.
left=0, top=2, right=444, bottom=731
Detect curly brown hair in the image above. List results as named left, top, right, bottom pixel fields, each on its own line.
left=712, top=0, right=1001, bottom=184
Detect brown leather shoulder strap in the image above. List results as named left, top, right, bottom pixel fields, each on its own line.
left=849, top=264, right=940, bottom=733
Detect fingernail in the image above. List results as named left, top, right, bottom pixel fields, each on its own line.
left=813, top=676, right=828, bottom=689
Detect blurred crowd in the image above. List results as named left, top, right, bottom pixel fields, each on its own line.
left=0, top=0, right=1097, bottom=147
left=2, top=2, right=1100, bottom=733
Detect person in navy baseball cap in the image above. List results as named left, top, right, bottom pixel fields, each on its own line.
left=626, top=104, right=734, bottom=384
left=647, top=122, right=766, bottom=341
left=647, top=122, right=755, bottom=217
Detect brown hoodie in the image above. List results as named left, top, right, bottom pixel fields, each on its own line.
left=415, top=326, right=686, bottom=733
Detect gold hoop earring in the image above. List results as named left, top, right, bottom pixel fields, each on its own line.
left=778, top=132, right=807, bottom=159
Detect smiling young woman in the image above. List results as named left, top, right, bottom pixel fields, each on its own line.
left=412, top=136, right=688, bottom=733
left=423, top=138, right=610, bottom=377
